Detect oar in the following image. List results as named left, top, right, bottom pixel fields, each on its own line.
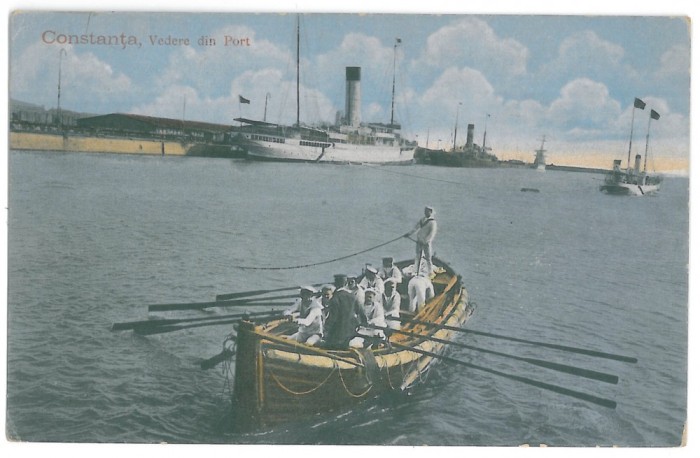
left=137, top=313, right=287, bottom=336
left=216, top=282, right=326, bottom=301
left=364, top=324, right=618, bottom=384
left=390, top=341, right=617, bottom=409
left=387, top=317, right=638, bottom=364
left=112, top=309, right=279, bottom=331
left=234, top=293, right=300, bottom=302
left=200, top=347, right=236, bottom=370
left=147, top=299, right=290, bottom=313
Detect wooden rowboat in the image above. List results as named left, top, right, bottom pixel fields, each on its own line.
left=230, top=257, right=475, bottom=432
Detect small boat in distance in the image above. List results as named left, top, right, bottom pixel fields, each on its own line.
left=600, top=98, right=662, bottom=196
left=233, top=19, right=415, bottom=165
left=534, top=136, right=547, bottom=172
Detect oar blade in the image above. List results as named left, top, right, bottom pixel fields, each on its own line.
left=526, top=359, right=619, bottom=385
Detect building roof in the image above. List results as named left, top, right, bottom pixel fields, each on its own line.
left=79, top=113, right=233, bottom=132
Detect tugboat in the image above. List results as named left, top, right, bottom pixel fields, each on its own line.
left=600, top=98, right=662, bottom=196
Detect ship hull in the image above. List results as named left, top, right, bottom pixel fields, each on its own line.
left=600, top=183, right=660, bottom=196
left=239, top=135, right=415, bottom=165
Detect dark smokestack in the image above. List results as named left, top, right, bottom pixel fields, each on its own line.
left=466, top=124, right=474, bottom=149
left=345, top=67, right=361, bottom=127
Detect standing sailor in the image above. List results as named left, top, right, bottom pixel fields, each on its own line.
left=405, top=206, right=438, bottom=275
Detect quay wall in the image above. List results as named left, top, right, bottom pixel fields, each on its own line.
left=10, top=132, right=188, bottom=156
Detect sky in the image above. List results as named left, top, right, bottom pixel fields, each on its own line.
left=8, top=8, right=691, bottom=170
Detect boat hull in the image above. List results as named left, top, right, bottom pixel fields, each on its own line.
left=239, top=135, right=415, bottom=165
left=600, top=183, right=660, bottom=196
left=231, top=259, right=473, bottom=432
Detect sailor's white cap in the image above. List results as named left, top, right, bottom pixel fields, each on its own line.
left=366, top=266, right=378, bottom=274
left=299, top=285, right=317, bottom=294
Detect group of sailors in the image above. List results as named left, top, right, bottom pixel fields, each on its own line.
left=284, top=256, right=435, bottom=349
left=283, top=206, right=438, bottom=349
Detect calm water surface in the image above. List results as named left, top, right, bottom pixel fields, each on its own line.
left=7, top=150, right=688, bottom=446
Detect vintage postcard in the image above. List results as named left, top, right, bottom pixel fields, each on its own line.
left=4, top=4, right=692, bottom=450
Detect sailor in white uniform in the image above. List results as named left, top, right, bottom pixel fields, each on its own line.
left=284, top=285, right=324, bottom=345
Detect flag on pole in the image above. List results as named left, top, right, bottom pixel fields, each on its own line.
left=650, top=109, right=661, bottom=120
left=633, top=97, right=646, bottom=109
left=239, top=95, right=250, bottom=104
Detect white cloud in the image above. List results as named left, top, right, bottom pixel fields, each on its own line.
left=10, top=41, right=132, bottom=111
left=418, top=17, right=528, bottom=77
left=654, top=44, right=690, bottom=80
left=546, top=78, right=621, bottom=131
left=152, top=25, right=292, bottom=99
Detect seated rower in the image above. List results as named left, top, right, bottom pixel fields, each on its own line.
left=359, top=265, right=383, bottom=307
left=319, top=284, right=335, bottom=321
left=379, top=256, right=403, bottom=286
left=382, top=278, right=401, bottom=330
left=350, top=288, right=387, bottom=348
left=284, top=285, right=324, bottom=346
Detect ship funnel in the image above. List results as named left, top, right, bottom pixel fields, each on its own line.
left=345, top=67, right=361, bottom=127
left=634, top=154, right=642, bottom=174
left=466, top=124, right=474, bottom=149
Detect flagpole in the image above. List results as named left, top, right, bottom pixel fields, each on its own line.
left=627, top=98, right=645, bottom=172
left=643, top=110, right=660, bottom=173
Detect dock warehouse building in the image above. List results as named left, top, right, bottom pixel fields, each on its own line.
left=77, top=113, right=236, bottom=144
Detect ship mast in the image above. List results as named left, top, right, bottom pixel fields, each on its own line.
left=453, top=102, right=462, bottom=151
left=390, top=38, right=401, bottom=126
left=482, top=113, right=490, bottom=153
left=295, top=15, right=300, bottom=128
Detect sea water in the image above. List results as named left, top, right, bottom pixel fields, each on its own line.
left=6, top=150, right=688, bottom=445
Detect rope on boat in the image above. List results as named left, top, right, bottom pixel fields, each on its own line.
left=337, top=363, right=375, bottom=398
left=232, top=232, right=410, bottom=270
left=268, top=361, right=339, bottom=396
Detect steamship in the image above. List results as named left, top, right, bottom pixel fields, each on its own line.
left=235, top=66, right=415, bottom=165
left=232, top=21, right=415, bottom=165
left=415, top=122, right=500, bottom=167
